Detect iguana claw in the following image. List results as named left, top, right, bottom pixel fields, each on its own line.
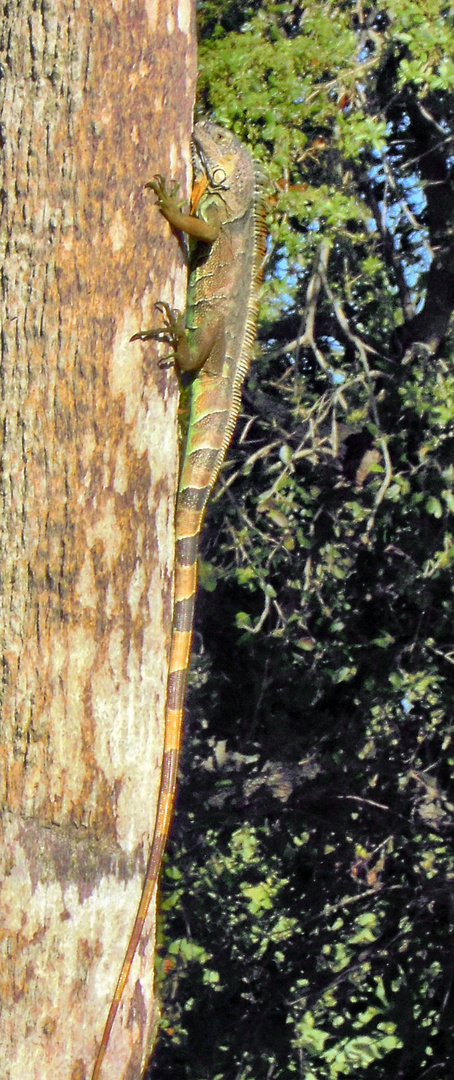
left=145, top=174, right=181, bottom=210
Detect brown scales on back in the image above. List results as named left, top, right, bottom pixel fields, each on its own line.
left=91, top=121, right=268, bottom=1079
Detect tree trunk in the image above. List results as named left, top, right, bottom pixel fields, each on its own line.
left=0, top=2, right=196, bottom=1077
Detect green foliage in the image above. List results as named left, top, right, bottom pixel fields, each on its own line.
left=148, top=2, right=454, bottom=1078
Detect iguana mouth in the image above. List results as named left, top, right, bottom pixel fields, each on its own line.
left=191, top=128, right=211, bottom=212
left=191, top=128, right=206, bottom=180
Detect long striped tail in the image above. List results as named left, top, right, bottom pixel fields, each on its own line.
left=91, top=528, right=198, bottom=1080
left=91, top=371, right=232, bottom=1077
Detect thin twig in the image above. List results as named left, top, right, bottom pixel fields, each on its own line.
left=319, top=266, right=393, bottom=536
left=338, top=795, right=391, bottom=812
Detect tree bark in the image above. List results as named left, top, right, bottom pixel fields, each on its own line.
left=0, top=2, right=196, bottom=1077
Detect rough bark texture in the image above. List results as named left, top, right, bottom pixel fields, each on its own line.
left=0, top=2, right=196, bottom=1077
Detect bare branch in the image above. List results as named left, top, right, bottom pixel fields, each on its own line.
left=265, top=241, right=332, bottom=372
left=319, top=267, right=393, bottom=534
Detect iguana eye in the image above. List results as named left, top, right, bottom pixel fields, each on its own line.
left=212, top=167, right=227, bottom=187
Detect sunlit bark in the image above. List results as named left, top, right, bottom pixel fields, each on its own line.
left=0, top=1, right=196, bottom=1075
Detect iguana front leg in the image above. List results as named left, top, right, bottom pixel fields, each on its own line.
left=147, top=173, right=218, bottom=244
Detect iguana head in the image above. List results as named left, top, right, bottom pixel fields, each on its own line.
left=191, top=120, right=256, bottom=218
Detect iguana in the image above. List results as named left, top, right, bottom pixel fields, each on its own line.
left=91, top=120, right=268, bottom=1080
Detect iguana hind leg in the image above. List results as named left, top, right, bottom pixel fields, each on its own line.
left=131, top=299, right=221, bottom=373
left=131, top=301, right=190, bottom=367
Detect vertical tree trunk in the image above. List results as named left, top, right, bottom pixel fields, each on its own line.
left=0, top=2, right=196, bottom=1077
